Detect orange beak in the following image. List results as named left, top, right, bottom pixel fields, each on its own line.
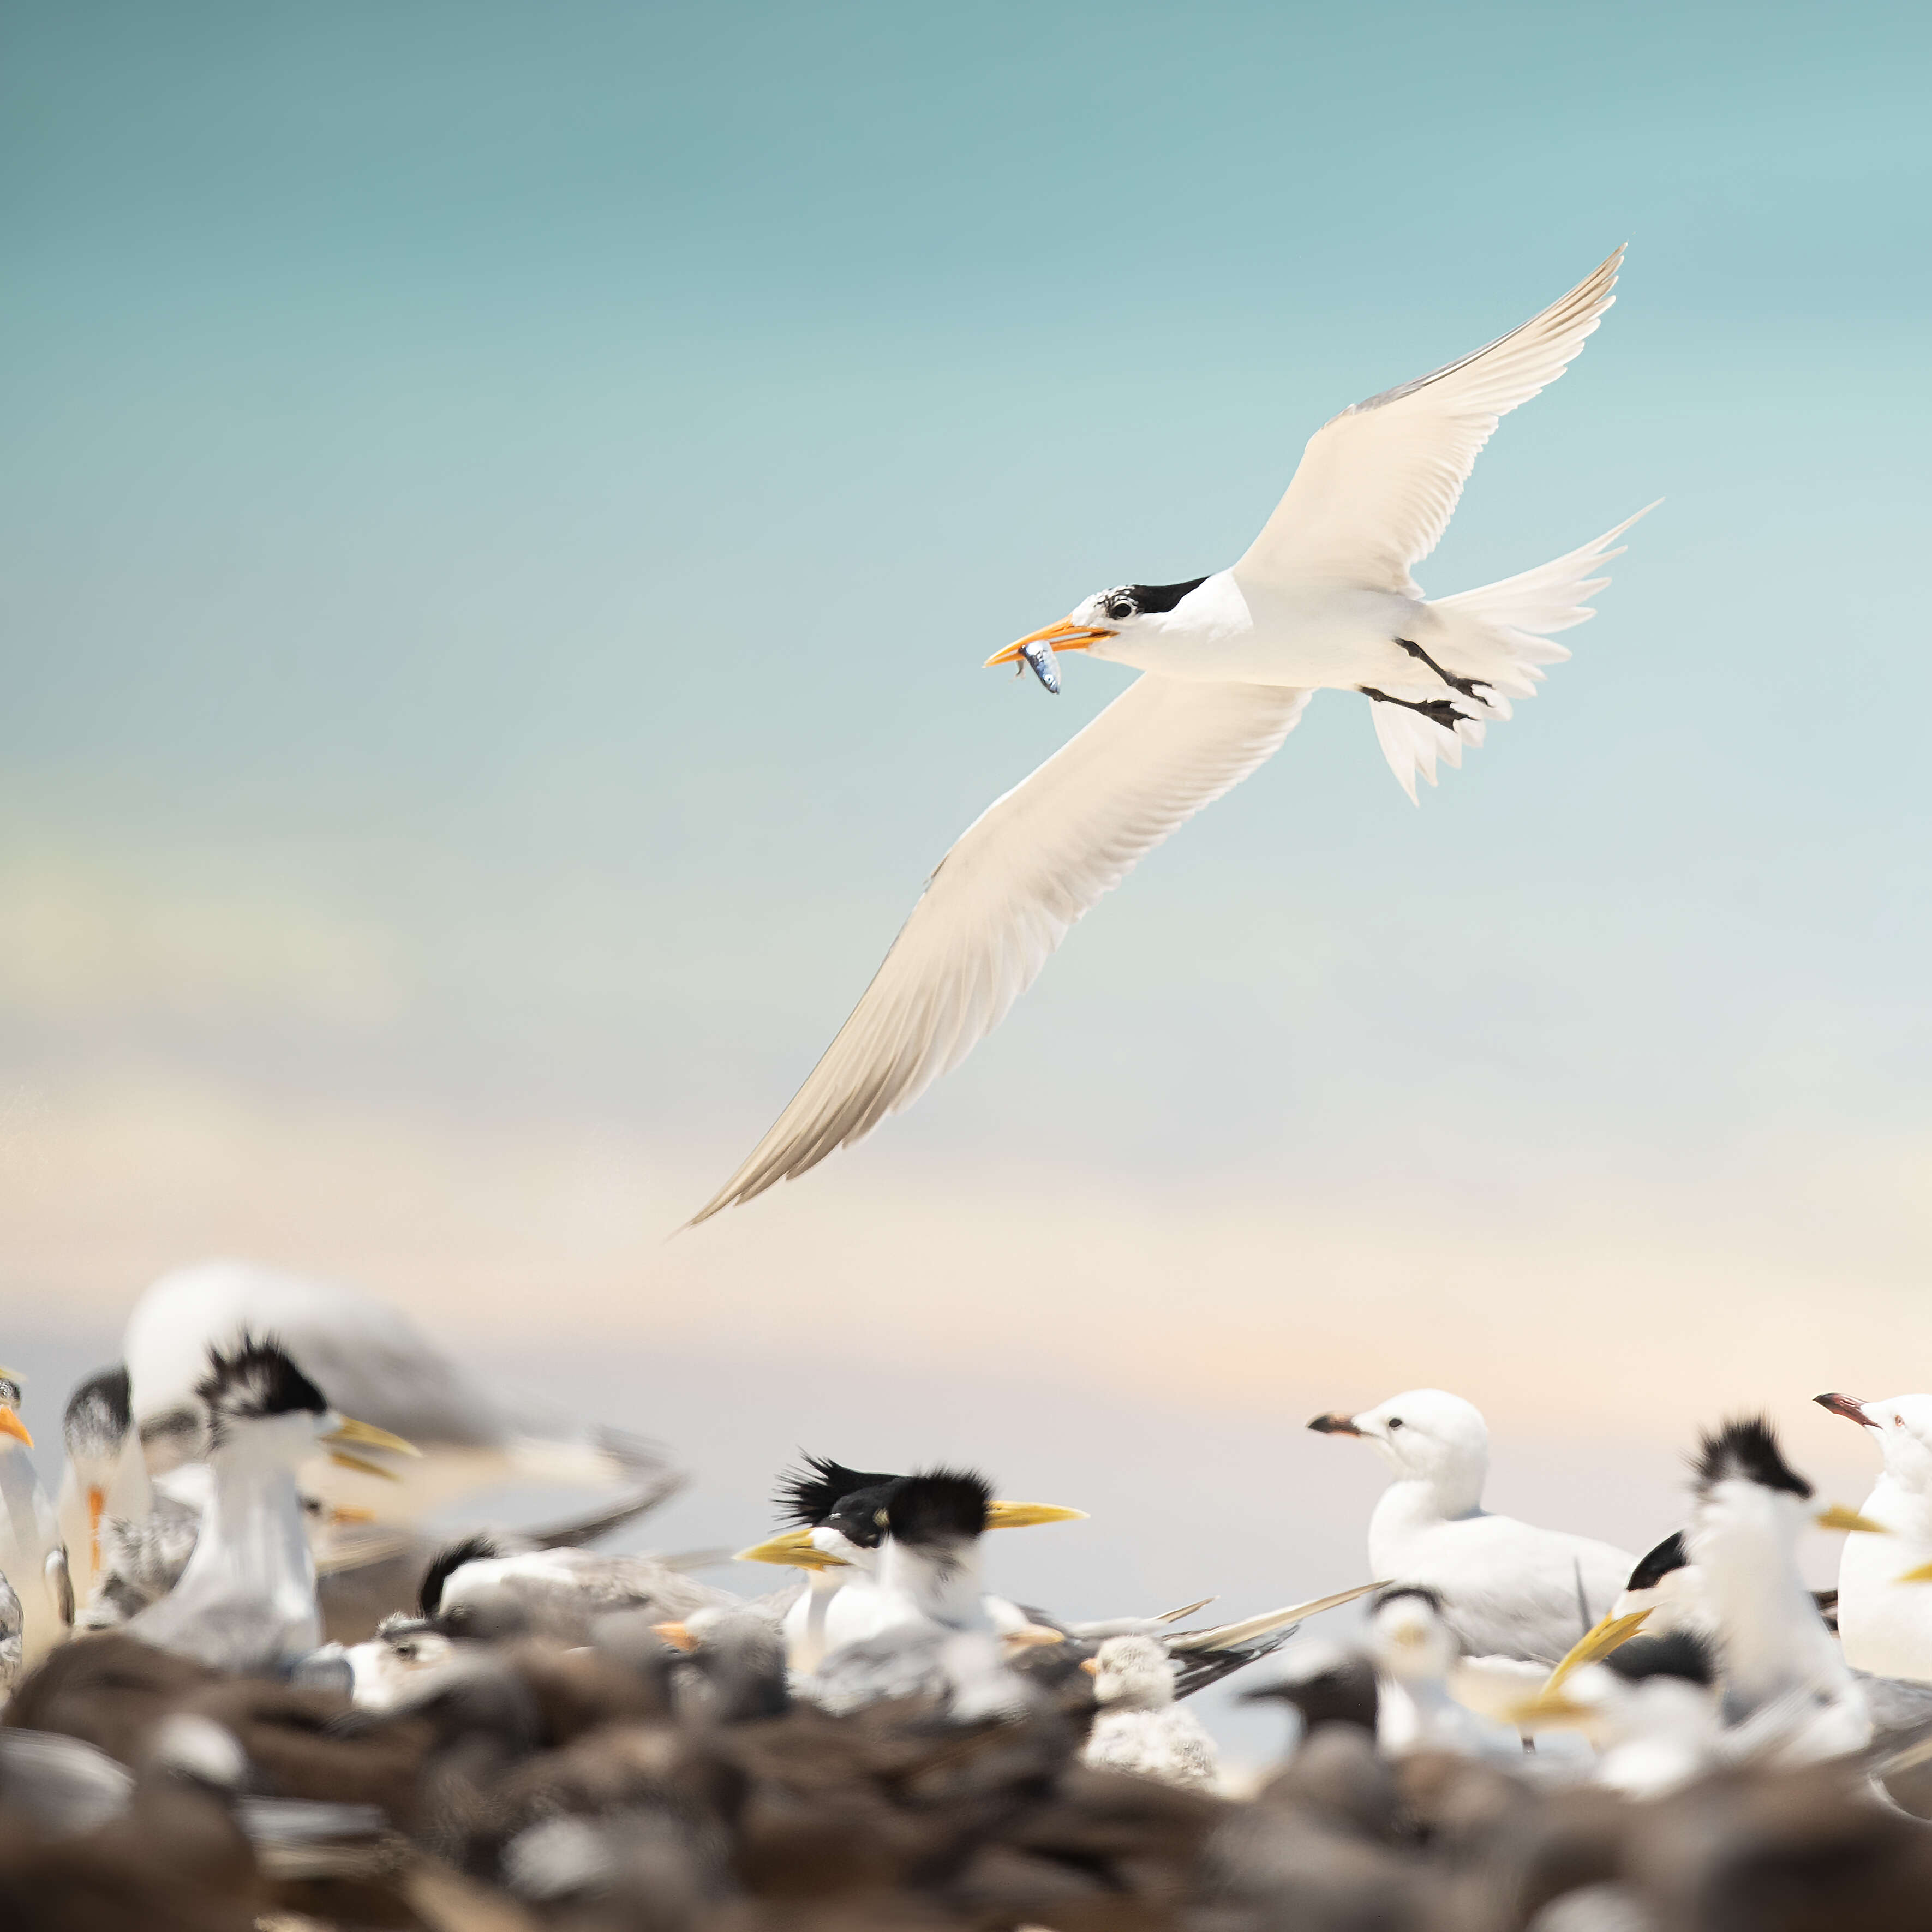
left=983, top=619, right=1116, bottom=669
left=0, top=1407, right=32, bottom=1449
left=654, top=1619, right=699, bottom=1653
left=87, top=1485, right=105, bottom=1567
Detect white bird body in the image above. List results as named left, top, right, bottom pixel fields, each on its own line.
left=1688, top=1420, right=1870, bottom=1767
left=0, top=1381, right=70, bottom=1669
left=1367, top=1591, right=1522, bottom=1762
left=1081, top=1636, right=1219, bottom=1789
left=1315, top=1389, right=1631, bottom=1664
left=1821, top=1394, right=1932, bottom=1682
left=130, top=1410, right=321, bottom=1673
left=692, top=249, right=1644, bottom=1222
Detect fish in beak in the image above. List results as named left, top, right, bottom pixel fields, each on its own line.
left=1306, top=1413, right=1362, bottom=1437
left=983, top=1500, right=1088, bottom=1529
left=984, top=619, right=1116, bottom=693
left=734, top=1527, right=852, bottom=1571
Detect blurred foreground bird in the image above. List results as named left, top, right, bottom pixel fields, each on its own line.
left=124, top=1336, right=416, bottom=1675
left=692, top=248, right=1649, bottom=1222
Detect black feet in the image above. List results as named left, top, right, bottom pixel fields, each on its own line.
left=1359, top=687, right=1473, bottom=732
left=1393, top=637, right=1495, bottom=706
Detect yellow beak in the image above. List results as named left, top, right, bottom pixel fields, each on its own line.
left=984, top=1500, right=1088, bottom=1530
left=983, top=619, right=1115, bottom=669
left=1542, top=1607, right=1654, bottom=1692
left=734, top=1527, right=852, bottom=1570
left=1895, top=1560, right=1932, bottom=1584
left=1505, top=1688, right=1597, bottom=1731
left=1079, top=1656, right=1100, bottom=1676
left=322, top=1415, right=422, bottom=1458
left=0, top=1406, right=33, bottom=1449
left=1815, top=1503, right=1890, bottom=1534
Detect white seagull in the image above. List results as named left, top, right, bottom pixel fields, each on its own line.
left=1309, top=1388, right=1633, bottom=1663
left=691, top=248, right=1646, bottom=1222
left=1816, top=1390, right=1932, bottom=1683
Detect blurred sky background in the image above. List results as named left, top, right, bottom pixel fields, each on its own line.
left=2, top=2, right=1929, bottom=1709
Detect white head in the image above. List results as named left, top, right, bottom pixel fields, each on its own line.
left=1367, top=1588, right=1458, bottom=1685
left=1085, top=1634, right=1176, bottom=1710
left=1816, top=1391, right=1932, bottom=1500
left=1308, top=1389, right=1489, bottom=1517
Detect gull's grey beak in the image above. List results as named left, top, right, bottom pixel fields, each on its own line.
left=1307, top=1413, right=1363, bottom=1437
left=1814, top=1392, right=1873, bottom=1426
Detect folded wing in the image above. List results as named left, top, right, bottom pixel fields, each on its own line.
left=1236, top=247, right=1623, bottom=596
left=687, top=675, right=1312, bottom=1223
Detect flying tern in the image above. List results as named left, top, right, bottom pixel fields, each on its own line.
left=692, top=247, right=1646, bottom=1222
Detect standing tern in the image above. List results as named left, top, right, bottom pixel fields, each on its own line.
left=1308, top=1388, right=1632, bottom=1662
left=691, top=248, right=1645, bottom=1222
left=0, top=1369, right=72, bottom=1670
left=127, top=1336, right=417, bottom=1674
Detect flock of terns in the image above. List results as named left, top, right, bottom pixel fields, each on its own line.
left=3, top=250, right=1915, bottom=1926
left=5, top=1261, right=1932, bottom=1929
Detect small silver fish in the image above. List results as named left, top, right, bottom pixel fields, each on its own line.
left=1018, top=638, right=1061, bottom=694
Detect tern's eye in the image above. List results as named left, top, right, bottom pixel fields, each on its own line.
left=1388, top=1417, right=1404, bottom=1430
left=1104, top=596, right=1136, bottom=621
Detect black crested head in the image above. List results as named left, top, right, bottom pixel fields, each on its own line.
left=196, top=1333, right=327, bottom=1445
left=884, top=1467, right=995, bottom=1548
left=420, top=1532, right=501, bottom=1617
left=64, top=1365, right=132, bottom=1451
left=1692, top=1415, right=1813, bottom=1500
left=1099, top=576, right=1208, bottom=623
left=774, top=1452, right=902, bottom=1528
left=1626, top=1530, right=1690, bottom=1593
left=0, top=1371, right=20, bottom=1410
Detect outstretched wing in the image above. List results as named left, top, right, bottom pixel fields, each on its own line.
left=1236, top=248, right=1623, bottom=596
left=687, top=675, right=1311, bottom=1224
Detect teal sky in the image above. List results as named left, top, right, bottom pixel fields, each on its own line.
left=2, top=5, right=1929, bottom=1389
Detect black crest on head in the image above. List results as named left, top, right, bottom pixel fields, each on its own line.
left=1693, top=1416, right=1813, bottom=1499
left=1101, top=576, right=1207, bottom=623
left=420, top=1532, right=502, bottom=1616
left=884, top=1468, right=995, bottom=1547
left=0, top=1372, right=20, bottom=1410
left=774, top=1452, right=902, bottom=1528
left=1626, top=1530, right=1689, bottom=1593
left=64, top=1366, right=132, bottom=1447
left=195, top=1333, right=327, bottom=1445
